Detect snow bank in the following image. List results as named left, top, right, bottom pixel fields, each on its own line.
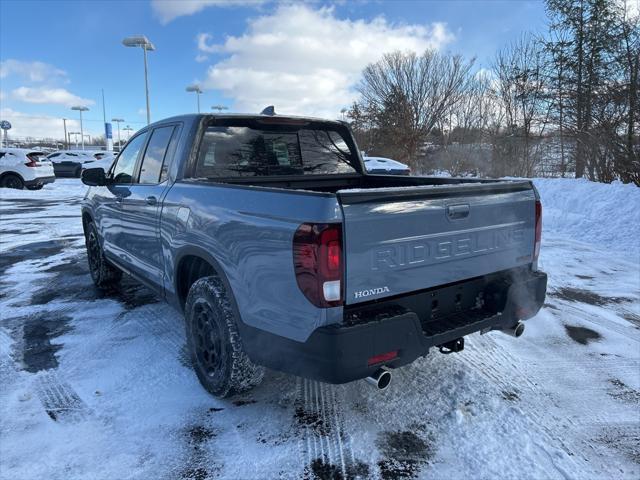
left=533, top=178, right=640, bottom=255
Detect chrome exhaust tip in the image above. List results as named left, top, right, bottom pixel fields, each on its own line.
left=365, top=367, right=392, bottom=390
left=502, top=321, right=525, bottom=338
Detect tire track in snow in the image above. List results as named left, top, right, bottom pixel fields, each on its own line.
left=444, top=335, right=595, bottom=474
left=35, top=371, right=91, bottom=422
left=0, top=328, right=13, bottom=358
left=132, top=304, right=186, bottom=359
left=296, top=378, right=361, bottom=479
left=462, top=335, right=538, bottom=390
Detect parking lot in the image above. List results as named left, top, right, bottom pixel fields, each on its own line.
left=1, top=179, right=639, bottom=480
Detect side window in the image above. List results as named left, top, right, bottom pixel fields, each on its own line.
left=112, top=133, right=147, bottom=184
left=137, top=126, right=175, bottom=184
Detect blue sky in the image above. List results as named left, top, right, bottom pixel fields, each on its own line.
left=0, top=0, right=548, bottom=140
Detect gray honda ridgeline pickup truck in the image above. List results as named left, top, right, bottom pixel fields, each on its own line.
left=80, top=112, right=547, bottom=397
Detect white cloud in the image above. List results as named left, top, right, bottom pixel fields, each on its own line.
left=152, top=0, right=265, bottom=24
left=0, top=108, right=82, bottom=140
left=0, top=59, right=68, bottom=83
left=199, top=5, right=455, bottom=118
left=11, top=87, right=94, bottom=108
left=195, top=34, right=214, bottom=62
left=197, top=32, right=218, bottom=53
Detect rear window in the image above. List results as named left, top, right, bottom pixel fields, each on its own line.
left=194, top=124, right=359, bottom=178
left=27, top=152, right=45, bottom=161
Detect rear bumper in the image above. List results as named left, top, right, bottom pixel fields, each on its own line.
left=241, top=270, right=547, bottom=384
left=24, top=176, right=56, bottom=187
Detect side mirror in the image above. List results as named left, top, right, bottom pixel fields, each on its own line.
left=81, top=167, right=107, bottom=186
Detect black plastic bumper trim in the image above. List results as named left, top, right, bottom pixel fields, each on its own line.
left=239, top=270, right=547, bottom=384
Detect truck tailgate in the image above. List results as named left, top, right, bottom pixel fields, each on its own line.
left=337, top=181, right=536, bottom=305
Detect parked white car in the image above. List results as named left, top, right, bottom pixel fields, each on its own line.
left=363, top=156, right=411, bottom=175
left=0, top=148, right=56, bottom=190
left=85, top=152, right=116, bottom=173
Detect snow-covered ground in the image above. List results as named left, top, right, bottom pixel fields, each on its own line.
left=0, top=178, right=638, bottom=480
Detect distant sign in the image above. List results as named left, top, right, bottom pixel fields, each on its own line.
left=105, top=122, right=113, bottom=152
left=0, top=120, right=11, bottom=130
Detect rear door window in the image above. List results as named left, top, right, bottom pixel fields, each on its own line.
left=194, top=124, right=358, bottom=178
left=137, top=126, right=175, bottom=184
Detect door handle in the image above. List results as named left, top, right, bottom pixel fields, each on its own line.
left=447, top=204, right=470, bottom=220
left=146, top=195, right=157, bottom=205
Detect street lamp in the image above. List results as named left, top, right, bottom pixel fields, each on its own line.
left=186, top=84, right=203, bottom=113
left=122, top=35, right=155, bottom=125
left=123, top=125, right=133, bottom=140
left=211, top=104, right=228, bottom=113
left=71, top=106, right=89, bottom=150
left=112, top=118, right=124, bottom=150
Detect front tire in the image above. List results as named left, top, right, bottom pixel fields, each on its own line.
left=0, top=174, right=24, bottom=189
left=185, top=276, right=264, bottom=398
left=85, top=221, right=122, bottom=288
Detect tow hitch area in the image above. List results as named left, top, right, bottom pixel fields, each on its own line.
left=438, top=337, right=464, bottom=354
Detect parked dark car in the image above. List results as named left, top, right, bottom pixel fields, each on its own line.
left=80, top=113, right=547, bottom=398
left=48, top=151, right=97, bottom=177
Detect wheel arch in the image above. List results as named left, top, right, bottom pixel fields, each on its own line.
left=0, top=171, right=25, bottom=183
left=174, top=246, right=240, bottom=319
left=81, top=209, right=94, bottom=236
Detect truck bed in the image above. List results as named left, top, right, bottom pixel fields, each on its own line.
left=198, top=172, right=510, bottom=194
left=198, top=173, right=537, bottom=306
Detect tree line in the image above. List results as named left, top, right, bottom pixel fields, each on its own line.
left=347, top=0, right=639, bottom=184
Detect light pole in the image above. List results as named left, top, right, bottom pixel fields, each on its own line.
left=123, top=125, right=133, bottom=141
left=112, top=118, right=124, bottom=150
left=186, top=84, right=203, bottom=113
left=62, top=118, right=68, bottom=149
left=71, top=106, right=89, bottom=150
left=122, top=35, right=155, bottom=125
left=211, top=104, right=228, bottom=113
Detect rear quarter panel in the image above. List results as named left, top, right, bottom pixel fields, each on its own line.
left=161, top=182, right=344, bottom=342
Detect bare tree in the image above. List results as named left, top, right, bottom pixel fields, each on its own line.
left=492, top=34, right=551, bottom=176
left=354, top=50, right=474, bottom=167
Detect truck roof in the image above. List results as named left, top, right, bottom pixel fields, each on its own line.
left=149, top=113, right=347, bottom=128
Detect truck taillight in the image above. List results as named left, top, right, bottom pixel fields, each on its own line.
left=533, top=200, right=542, bottom=263
left=293, top=223, right=343, bottom=308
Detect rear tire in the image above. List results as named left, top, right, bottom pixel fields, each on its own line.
left=0, top=174, right=24, bottom=189
left=185, top=276, right=264, bottom=398
left=85, top=221, right=122, bottom=288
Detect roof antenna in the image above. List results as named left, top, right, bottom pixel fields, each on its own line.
left=260, top=105, right=276, bottom=116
